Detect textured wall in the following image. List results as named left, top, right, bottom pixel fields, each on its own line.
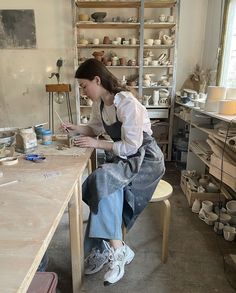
left=0, top=0, right=74, bottom=129
left=0, top=0, right=221, bottom=129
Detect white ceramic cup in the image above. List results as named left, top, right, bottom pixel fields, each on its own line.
left=202, top=200, right=213, bottom=213
left=130, top=38, right=137, bottom=45
left=167, top=15, right=174, bottom=22
left=115, top=37, right=122, bottom=44
left=154, top=39, right=161, bottom=45
left=223, top=226, right=236, bottom=241
left=192, top=198, right=201, bottom=213
left=145, top=39, right=154, bottom=46
left=93, top=38, right=99, bottom=45
left=214, top=222, right=224, bottom=235
left=151, top=60, right=158, bottom=66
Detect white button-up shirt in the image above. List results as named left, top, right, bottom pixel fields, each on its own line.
left=88, top=91, right=152, bottom=157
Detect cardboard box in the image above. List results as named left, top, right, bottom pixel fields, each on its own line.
left=186, top=183, right=225, bottom=207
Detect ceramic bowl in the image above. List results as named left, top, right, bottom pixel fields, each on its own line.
left=204, top=212, right=218, bottom=225
left=219, top=213, right=231, bottom=224
left=91, top=12, right=107, bottom=22
left=78, top=14, right=89, bottom=21
left=226, top=200, right=236, bottom=215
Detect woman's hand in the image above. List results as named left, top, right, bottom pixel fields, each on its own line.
left=61, top=122, right=78, bottom=133
left=74, top=135, right=99, bottom=148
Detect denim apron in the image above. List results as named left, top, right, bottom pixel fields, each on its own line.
left=82, top=100, right=165, bottom=232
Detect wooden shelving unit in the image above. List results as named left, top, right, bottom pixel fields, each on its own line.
left=73, top=0, right=179, bottom=160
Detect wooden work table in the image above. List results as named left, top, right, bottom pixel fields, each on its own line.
left=0, top=147, right=94, bottom=292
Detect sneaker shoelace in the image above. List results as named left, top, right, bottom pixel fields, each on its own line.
left=107, top=247, right=125, bottom=269
left=85, top=248, right=101, bottom=265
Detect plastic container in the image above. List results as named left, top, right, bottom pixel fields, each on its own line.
left=42, top=129, right=52, bottom=145
left=27, top=272, right=58, bottom=293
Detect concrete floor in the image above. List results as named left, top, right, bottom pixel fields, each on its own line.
left=46, top=163, right=236, bottom=293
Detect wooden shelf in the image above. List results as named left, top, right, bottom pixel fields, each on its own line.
left=174, top=113, right=190, bottom=123
left=77, top=44, right=140, bottom=48
left=75, top=1, right=176, bottom=9
left=191, top=123, right=229, bottom=143
left=143, top=65, right=173, bottom=68
left=146, top=105, right=171, bottom=109
left=75, top=1, right=141, bottom=8
left=144, top=1, right=176, bottom=8
left=144, top=23, right=176, bottom=29
left=77, top=44, right=174, bottom=49
left=189, top=145, right=211, bottom=167
left=106, top=65, right=139, bottom=69
left=76, top=22, right=140, bottom=29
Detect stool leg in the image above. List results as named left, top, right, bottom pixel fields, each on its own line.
left=122, top=225, right=127, bottom=241
left=162, top=199, right=171, bottom=263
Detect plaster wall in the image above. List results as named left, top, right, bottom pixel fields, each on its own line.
left=0, top=0, right=221, bottom=128
left=0, top=0, right=74, bottom=128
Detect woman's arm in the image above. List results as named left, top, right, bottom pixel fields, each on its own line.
left=73, top=136, right=114, bottom=151
left=62, top=122, right=96, bottom=136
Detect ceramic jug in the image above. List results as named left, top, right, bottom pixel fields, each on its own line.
left=162, top=35, right=172, bottom=45
left=143, top=95, right=151, bottom=106
left=159, top=88, right=170, bottom=99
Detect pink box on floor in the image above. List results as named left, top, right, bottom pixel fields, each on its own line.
left=27, top=272, right=58, bottom=293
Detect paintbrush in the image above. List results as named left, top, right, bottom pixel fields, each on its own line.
left=54, top=110, right=70, bottom=133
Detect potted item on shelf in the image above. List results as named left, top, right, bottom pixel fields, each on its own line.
left=92, top=51, right=104, bottom=62
left=103, top=36, right=110, bottom=44
left=78, top=14, right=89, bottom=21
left=162, top=35, right=173, bottom=45
left=91, top=12, right=106, bottom=23
left=159, top=14, right=166, bottom=22
left=143, top=95, right=152, bottom=106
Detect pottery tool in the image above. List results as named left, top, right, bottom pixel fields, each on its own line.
left=0, top=157, right=18, bottom=166
left=54, top=110, right=70, bottom=133
left=0, top=180, right=18, bottom=188
left=25, top=154, right=46, bottom=163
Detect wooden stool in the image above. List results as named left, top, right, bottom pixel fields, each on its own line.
left=123, top=179, right=173, bottom=263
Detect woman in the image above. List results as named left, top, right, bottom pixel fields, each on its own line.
left=63, top=58, right=165, bottom=286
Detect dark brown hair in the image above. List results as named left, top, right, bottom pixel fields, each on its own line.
left=75, top=58, right=130, bottom=95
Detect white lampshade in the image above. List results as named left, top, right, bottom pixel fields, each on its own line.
left=218, top=100, right=236, bottom=115
left=226, top=87, right=236, bottom=100
left=204, top=86, right=227, bottom=112
left=206, top=86, right=227, bottom=101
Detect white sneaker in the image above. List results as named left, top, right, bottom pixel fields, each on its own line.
left=84, top=247, right=109, bottom=275
left=103, top=242, right=135, bottom=286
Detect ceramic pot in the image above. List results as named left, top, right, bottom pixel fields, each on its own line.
left=92, top=51, right=104, bottom=61
left=103, top=36, right=110, bottom=44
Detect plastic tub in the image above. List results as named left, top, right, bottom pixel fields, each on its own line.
left=27, top=272, right=58, bottom=293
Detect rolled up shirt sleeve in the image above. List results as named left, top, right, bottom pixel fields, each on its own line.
left=112, top=95, right=146, bottom=157
left=87, top=101, right=105, bottom=136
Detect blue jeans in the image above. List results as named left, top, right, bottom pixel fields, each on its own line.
left=84, top=188, right=124, bottom=257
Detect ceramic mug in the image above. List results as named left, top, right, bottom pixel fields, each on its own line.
left=192, top=198, right=201, bottom=213
left=159, top=14, right=166, bottom=22
left=93, top=38, right=99, bottom=45
left=223, top=226, right=236, bottom=241
left=130, top=37, right=137, bottom=45
left=214, top=222, right=224, bottom=235
left=202, top=200, right=213, bottom=213
left=167, top=15, right=174, bottom=22
left=145, top=39, right=154, bottom=46
left=154, top=39, right=161, bottom=45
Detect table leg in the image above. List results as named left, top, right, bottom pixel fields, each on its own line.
left=68, top=179, right=84, bottom=292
